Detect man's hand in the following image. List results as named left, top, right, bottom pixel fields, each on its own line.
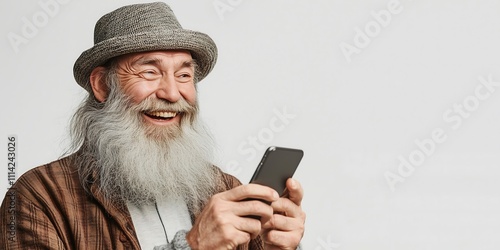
left=262, top=178, right=306, bottom=249
left=186, top=184, right=279, bottom=249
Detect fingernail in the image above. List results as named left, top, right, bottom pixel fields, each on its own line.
left=273, top=191, right=279, bottom=199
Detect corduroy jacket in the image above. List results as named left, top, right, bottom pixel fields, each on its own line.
left=0, top=153, right=264, bottom=249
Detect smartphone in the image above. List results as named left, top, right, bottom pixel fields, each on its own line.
left=249, top=146, right=304, bottom=196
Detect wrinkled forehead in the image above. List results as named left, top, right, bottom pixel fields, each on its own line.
left=115, top=50, right=194, bottom=67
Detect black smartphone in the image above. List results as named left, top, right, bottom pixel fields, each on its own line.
left=249, top=146, right=304, bottom=196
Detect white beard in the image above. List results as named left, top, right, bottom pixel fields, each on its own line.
left=72, top=82, right=218, bottom=211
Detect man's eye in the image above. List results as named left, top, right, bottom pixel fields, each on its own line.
left=178, top=74, right=193, bottom=82
left=140, top=70, right=160, bottom=79
left=178, top=73, right=193, bottom=79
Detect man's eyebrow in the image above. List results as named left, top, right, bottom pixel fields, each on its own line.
left=132, top=56, right=163, bottom=67
left=180, top=60, right=196, bottom=69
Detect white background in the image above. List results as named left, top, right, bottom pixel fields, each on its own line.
left=2, top=0, right=500, bottom=249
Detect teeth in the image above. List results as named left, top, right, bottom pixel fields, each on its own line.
left=147, top=111, right=177, bottom=118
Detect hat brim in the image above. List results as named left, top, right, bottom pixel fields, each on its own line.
left=74, top=29, right=217, bottom=92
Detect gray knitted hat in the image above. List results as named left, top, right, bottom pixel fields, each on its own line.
left=73, top=2, right=218, bottom=92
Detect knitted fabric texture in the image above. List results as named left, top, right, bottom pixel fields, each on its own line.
left=73, top=2, right=217, bottom=92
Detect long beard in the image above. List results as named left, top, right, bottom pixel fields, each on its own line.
left=70, top=83, right=218, bottom=211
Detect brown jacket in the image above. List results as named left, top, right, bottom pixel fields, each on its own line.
left=0, top=154, right=263, bottom=249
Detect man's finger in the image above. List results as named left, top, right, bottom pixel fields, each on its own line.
left=270, top=197, right=303, bottom=219
left=285, top=178, right=304, bottom=206
left=262, top=213, right=302, bottom=231
left=221, top=184, right=279, bottom=203
left=263, top=228, right=303, bottom=249
left=234, top=199, right=274, bottom=222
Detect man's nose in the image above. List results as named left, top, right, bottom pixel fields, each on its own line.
left=155, top=74, right=181, bottom=102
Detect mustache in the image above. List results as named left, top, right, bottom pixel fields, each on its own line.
left=130, top=96, right=197, bottom=114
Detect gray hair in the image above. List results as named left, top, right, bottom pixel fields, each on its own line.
left=66, top=60, right=218, bottom=211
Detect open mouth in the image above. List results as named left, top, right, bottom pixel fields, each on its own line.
left=143, top=110, right=179, bottom=121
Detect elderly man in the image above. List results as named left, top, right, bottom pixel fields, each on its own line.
left=0, top=2, right=305, bottom=250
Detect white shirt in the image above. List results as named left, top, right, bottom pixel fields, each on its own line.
left=127, top=197, right=192, bottom=249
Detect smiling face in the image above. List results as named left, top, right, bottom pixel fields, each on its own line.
left=72, top=50, right=217, bottom=206
left=115, top=50, right=197, bottom=126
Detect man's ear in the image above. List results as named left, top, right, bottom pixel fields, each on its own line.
left=90, top=66, right=108, bottom=102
